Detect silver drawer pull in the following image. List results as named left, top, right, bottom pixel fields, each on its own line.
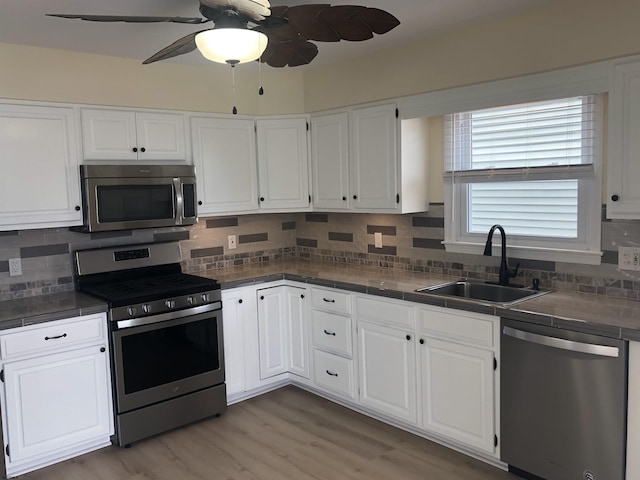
left=325, top=370, right=339, bottom=377
left=44, top=333, right=67, bottom=341
left=324, top=329, right=336, bottom=336
left=323, top=298, right=336, bottom=303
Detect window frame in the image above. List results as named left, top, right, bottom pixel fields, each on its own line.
left=443, top=95, right=604, bottom=265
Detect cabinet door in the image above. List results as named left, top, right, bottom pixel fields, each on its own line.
left=3, top=345, right=112, bottom=463
left=358, top=321, right=416, bottom=423
left=608, top=60, right=640, bottom=219
left=135, top=112, right=187, bottom=161
left=81, top=109, right=138, bottom=160
left=0, top=104, right=82, bottom=230
left=311, top=112, right=350, bottom=210
left=191, top=117, right=258, bottom=214
left=256, top=118, right=310, bottom=210
left=221, top=290, right=248, bottom=397
left=257, top=287, right=288, bottom=379
left=419, top=337, right=495, bottom=453
left=285, top=286, right=309, bottom=379
left=350, top=104, right=398, bottom=211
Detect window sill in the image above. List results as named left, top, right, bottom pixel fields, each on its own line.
left=442, top=241, right=603, bottom=265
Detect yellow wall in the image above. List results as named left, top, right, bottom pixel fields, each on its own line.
left=302, top=0, right=640, bottom=112
left=0, top=43, right=305, bottom=115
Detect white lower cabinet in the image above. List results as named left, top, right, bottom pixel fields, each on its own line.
left=0, top=314, right=113, bottom=478
left=417, top=305, right=499, bottom=456
left=222, top=283, right=309, bottom=403
left=358, top=321, right=416, bottom=423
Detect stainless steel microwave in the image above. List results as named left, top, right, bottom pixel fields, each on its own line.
left=75, top=164, right=197, bottom=232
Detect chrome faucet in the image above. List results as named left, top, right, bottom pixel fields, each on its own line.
left=483, top=224, right=519, bottom=286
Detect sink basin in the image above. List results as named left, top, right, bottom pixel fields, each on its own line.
left=416, top=280, right=550, bottom=305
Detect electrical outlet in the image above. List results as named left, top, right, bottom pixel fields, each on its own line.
left=228, top=234, right=237, bottom=250
left=619, top=246, right=640, bottom=271
left=374, top=232, right=383, bottom=249
left=8, top=258, right=22, bottom=276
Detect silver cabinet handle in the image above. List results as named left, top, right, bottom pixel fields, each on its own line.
left=503, top=326, right=619, bottom=358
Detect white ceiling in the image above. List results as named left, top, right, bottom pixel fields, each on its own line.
left=0, top=0, right=555, bottom=69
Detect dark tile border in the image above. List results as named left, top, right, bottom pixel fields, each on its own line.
left=305, top=213, right=328, bottom=223
left=282, top=221, right=296, bottom=231
left=90, top=230, right=133, bottom=240
left=20, top=243, right=69, bottom=258
left=297, top=238, right=318, bottom=248
left=154, top=231, right=190, bottom=242
left=206, top=218, right=239, bottom=229
left=413, top=238, right=445, bottom=250
left=601, top=250, right=618, bottom=265
left=412, top=217, right=445, bottom=228
left=367, top=245, right=397, bottom=255
left=366, top=225, right=397, bottom=236
left=329, top=232, right=354, bottom=242
left=0, top=260, right=8, bottom=273
left=239, top=233, right=268, bottom=244
left=191, top=246, right=224, bottom=258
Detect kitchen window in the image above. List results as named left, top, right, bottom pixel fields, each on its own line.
left=443, top=95, right=604, bottom=264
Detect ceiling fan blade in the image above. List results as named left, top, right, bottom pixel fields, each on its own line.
left=142, top=30, right=208, bottom=64
left=46, top=14, right=208, bottom=24
left=199, top=0, right=271, bottom=21
left=266, top=5, right=400, bottom=42
left=261, top=38, right=318, bottom=67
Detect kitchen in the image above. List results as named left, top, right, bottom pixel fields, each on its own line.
left=2, top=0, right=640, bottom=478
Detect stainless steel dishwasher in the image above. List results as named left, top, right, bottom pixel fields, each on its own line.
left=501, top=318, right=627, bottom=480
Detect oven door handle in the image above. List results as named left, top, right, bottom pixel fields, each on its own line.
left=115, top=301, right=221, bottom=329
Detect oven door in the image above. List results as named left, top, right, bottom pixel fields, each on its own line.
left=111, top=305, right=224, bottom=414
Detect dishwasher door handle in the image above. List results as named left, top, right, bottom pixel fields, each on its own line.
left=503, top=326, right=620, bottom=358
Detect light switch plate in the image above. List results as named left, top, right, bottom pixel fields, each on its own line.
left=374, top=232, right=383, bottom=249
left=8, top=258, right=22, bottom=276
left=619, top=246, right=640, bottom=271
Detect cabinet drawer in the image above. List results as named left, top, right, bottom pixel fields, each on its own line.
left=311, top=310, right=352, bottom=357
left=355, top=296, right=415, bottom=329
left=0, top=314, right=106, bottom=360
left=313, top=349, right=355, bottom=399
left=419, top=307, right=496, bottom=348
left=310, top=288, right=351, bottom=315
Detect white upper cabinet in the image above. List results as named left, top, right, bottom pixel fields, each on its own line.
left=351, top=103, right=399, bottom=211
left=0, top=103, right=82, bottom=230
left=256, top=117, right=311, bottom=211
left=191, top=116, right=258, bottom=215
left=608, top=58, right=640, bottom=219
left=311, top=104, right=429, bottom=214
left=81, top=109, right=188, bottom=162
left=311, top=112, right=350, bottom=210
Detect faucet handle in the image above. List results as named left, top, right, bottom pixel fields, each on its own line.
left=510, top=263, right=520, bottom=278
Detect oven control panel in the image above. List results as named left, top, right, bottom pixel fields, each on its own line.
left=110, top=288, right=222, bottom=322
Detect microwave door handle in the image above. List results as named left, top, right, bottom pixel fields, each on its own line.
left=173, top=177, right=184, bottom=225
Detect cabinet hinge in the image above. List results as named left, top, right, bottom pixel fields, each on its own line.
left=493, top=357, right=497, bottom=370
left=395, top=108, right=399, bottom=118
left=494, top=435, right=498, bottom=448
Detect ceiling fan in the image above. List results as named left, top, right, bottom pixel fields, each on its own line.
left=46, top=0, right=401, bottom=68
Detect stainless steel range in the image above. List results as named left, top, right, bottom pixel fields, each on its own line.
left=74, top=242, right=226, bottom=447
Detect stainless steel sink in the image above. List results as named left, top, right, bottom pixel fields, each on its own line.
left=415, top=280, right=550, bottom=305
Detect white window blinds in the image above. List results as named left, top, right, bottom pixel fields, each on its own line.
left=444, top=95, right=602, bottom=239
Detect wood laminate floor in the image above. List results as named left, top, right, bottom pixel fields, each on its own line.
left=18, top=386, right=520, bottom=480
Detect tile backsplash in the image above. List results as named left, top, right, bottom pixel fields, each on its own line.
left=1, top=206, right=639, bottom=301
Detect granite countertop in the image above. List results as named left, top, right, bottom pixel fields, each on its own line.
left=0, top=291, right=108, bottom=331
left=196, top=259, right=640, bottom=341
left=1, top=259, right=639, bottom=341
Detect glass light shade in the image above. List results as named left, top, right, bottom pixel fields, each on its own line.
left=195, top=28, right=268, bottom=64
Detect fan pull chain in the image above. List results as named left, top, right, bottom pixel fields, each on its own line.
left=258, top=35, right=264, bottom=96
left=227, top=59, right=239, bottom=115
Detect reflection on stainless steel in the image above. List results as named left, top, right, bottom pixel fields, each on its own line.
left=415, top=280, right=550, bottom=305
left=501, top=318, right=627, bottom=480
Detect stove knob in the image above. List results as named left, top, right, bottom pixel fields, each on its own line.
left=201, top=293, right=209, bottom=303
left=187, top=296, right=195, bottom=305
left=142, top=304, right=151, bottom=314
left=127, top=307, right=136, bottom=317
left=165, top=300, right=176, bottom=309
